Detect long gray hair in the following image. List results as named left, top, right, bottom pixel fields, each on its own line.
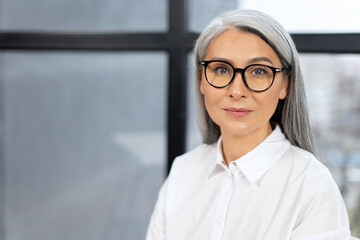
left=194, top=9, right=316, bottom=155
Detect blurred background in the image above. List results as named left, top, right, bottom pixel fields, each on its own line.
left=0, top=0, right=359, bottom=239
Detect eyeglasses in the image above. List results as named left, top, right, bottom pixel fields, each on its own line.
left=200, top=60, right=286, bottom=92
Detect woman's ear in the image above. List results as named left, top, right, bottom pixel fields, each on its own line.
left=279, top=76, right=289, bottom=100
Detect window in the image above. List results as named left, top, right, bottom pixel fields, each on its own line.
left=0, top=0, right=167, bottom=32
left=241, top=0, right=360, bottom=33
left=1, top=51, right=167, bottom=239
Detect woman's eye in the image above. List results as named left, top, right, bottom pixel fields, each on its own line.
left=252, top=68, right=267, bottom=75
left=214, top=66, right=230, bottom=74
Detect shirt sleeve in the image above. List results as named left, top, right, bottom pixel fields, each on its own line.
left=146, top=178, right=168, bottom=240
left=290, top=185, right=351, bottom=240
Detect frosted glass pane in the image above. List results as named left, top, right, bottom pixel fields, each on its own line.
left=188, top=0, right=237, bottom=32
left=0, top=51, right=167, bottom=240
left=0, top=0, right=167, bottom=32
left=189, top=0, right=360, bottom=33
left=241, top=0, right=360, bottom=33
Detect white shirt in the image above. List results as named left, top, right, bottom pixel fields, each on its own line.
left=146, top=126, right=351, bottom=240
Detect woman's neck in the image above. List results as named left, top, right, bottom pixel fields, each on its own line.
left=221, top=123, right=273, bottom=166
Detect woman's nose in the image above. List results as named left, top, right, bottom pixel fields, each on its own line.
left=227, top=72, right=250, bottom=100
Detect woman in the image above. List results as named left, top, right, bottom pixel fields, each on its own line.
left=147, top=9, right=351, bottom=240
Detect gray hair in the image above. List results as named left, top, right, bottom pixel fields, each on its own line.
left=194, top=9, right=316, bottom=155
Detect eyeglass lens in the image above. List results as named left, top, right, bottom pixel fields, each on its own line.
left=205, top=61, right=274, bottom=91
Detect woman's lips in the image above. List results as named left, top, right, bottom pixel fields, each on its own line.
left=224, top=108, right=252, bottom=117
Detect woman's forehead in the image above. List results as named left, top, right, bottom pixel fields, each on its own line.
left=205, top=29, right=281, bottom=66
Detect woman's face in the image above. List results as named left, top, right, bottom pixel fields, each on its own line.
left=200, top=29, right=288, bottom=138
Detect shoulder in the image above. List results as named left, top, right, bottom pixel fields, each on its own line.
left=286, top=148, right=350, bottom=236
left=286, top=145, right=341, bottom=196
left=169, top=143, right=217, bottom=175
left=289, top=146, right=331, bottom=178
left=164, top=143, right=218, bottom=207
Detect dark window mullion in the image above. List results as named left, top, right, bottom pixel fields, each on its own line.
left=0, top=32, right=170, bottom=50
left=167, top=0, right=187, bottom=174
left=292, top=33, right=360, bottom=53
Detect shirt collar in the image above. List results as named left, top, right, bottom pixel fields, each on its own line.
left=206, top=137, right=227, bottom=179
left=207, top=125, right=291, bottom=183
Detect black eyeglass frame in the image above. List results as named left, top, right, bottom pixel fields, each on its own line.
left=200, top=60, right=286, bottom=92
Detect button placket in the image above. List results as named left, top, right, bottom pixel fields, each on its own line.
left=209, top=171, right=235, bottom=240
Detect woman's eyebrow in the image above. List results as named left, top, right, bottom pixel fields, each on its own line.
left=247, top=57, right=274, bottom=65
left=207, top=56, right=274, bottom=66
left=209, top=57, right=232, bottom=62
